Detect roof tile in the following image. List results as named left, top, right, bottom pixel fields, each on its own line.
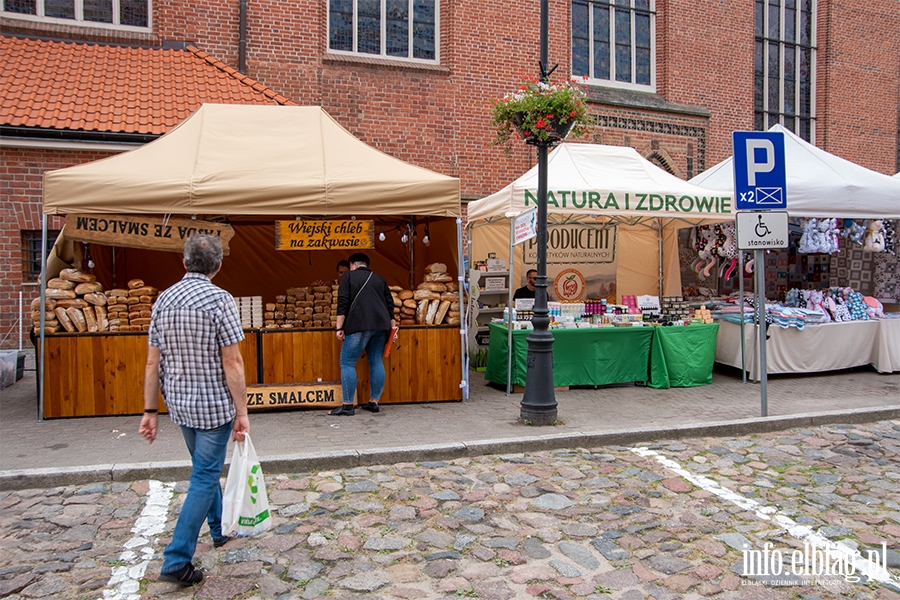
left=0, top=35, right=296, bottom=135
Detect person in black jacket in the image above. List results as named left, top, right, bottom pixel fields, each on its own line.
left=331, top=252, right=397, bottom=415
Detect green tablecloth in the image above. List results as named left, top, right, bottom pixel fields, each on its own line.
left=485, top=322, right=718, bottom=389
left=648, top=323, right=719, bottom=388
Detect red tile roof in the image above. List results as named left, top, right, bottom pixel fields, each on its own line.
left=0, top=35, right=296, bottom=136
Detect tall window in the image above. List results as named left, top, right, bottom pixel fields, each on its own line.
left=572, top=0, right=655, bottom=90
left=1, top=0, right=148, bottom=28
left=329, top=0, right=437, bottom=62
left=755, top=0, right=816, bottom=141
left=21, top=231, right=59, bottom=284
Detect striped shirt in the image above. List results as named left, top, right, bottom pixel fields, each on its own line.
left=148, top=272, right=244, bottom=430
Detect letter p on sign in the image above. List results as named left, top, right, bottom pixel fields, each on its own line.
left=746, top=139, right=774, bottom=186
left=733, top=131, right=787, bottom=210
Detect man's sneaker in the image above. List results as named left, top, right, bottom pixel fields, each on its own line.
left=213, top=536, right=231, bottom=548
left=159, top=563, right=204, bottom=586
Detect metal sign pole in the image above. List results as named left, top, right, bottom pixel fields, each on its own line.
left=755, top=248, right=767, bottom=416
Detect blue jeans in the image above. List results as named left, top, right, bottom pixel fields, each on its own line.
left=340, top=329, right=388, bottom=404
left=161, top=420, right=232, bottom=574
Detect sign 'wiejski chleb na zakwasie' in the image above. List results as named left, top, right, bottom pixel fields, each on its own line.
left=524, top=189, right=733, bottom=215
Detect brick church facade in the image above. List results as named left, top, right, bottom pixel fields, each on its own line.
left=1, top=0, right=899, bottom=347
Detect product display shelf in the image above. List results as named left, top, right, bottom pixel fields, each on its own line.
left=471, top=270, right=510, bottom=346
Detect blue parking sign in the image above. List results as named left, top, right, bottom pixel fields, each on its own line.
left=732, top=131, right=787, bottom=210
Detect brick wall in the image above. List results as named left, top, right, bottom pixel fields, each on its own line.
left=2, top=0, right=899, bottom=348
left=0, top=148, right=111, bottom=348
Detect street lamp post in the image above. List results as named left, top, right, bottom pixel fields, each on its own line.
left=520, top=0, right=558, bottom=426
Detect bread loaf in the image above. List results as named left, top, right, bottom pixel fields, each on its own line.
left=435, top=300, right=451, bottom=324
left=416, top=299, right=429, bottom=325
left=128, top=286, right=158, bottom=297
left=107, top=289, right=129, bottom=298
left=416, top=282, right=447, bottom=292
left=127, top=278, right=145, bottom=289
left=398, top=289, right=414, bottom=300
left=66, top=307, right=87, bottom=332
left=445, top=282, right=459, bottom=292
left=388, top=285, right=403, bottom=292
left=46, top=288, right=76, bottom=299
left=82, top=306, right=99, bottom=332
left=446, top=316, right=461, bottom=326
left=425, top=299, right=440, bottom=325
left=60, top=268, right=96, bottom=283
left=312, top=285, right=331, bottom=293
left=47, top=278, right=76, bottom=290
left=424, top=263, right=447, bottom=274
left=402, top=299, right=418, bottom=309
left=95, top=305, right=108, bottom=331
left=393, top=296, right=402, bottom=307
left=75, top=282, right=103, bottom=295
left=131, top=317, right=152, bottom=326
left=413, top=290, right=441, bottom=300
left=32, top=297, right=57, bottom=311
left=55, top=299, right=89, bottom=309
left=440, top=292, right=458, bottom=302
left=82, top=293, right=107, bottom=306
left=400, top=318, right=417, bottom=326
left=433, top=274, right=454, bottom=283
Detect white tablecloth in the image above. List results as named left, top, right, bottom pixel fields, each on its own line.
left=715, top=319, right=900, bottom=378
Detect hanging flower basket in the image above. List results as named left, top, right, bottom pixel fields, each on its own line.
left=490, top=77, right=592, bottom=152
left=510, top=112, right=577, bottom=146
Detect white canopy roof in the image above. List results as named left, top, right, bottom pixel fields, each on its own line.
left=466, top=143, right=734, bottom=223
left=43, top=104, right=460, bottom=217
left=690, top=124, right=900, bottom=219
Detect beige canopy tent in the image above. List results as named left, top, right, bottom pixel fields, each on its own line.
left=37, top=104, right=468, bottom=417
left=43, top=104, right=460, bottom=217
left=466, top=143, right=733, bottom=301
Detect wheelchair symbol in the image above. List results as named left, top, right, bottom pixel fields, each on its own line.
left=755, top=215, right=771, bottom=237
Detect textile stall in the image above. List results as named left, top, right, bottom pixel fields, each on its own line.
left=690, top=124, right=900, bottom=376
left=37, top=104, right=466, bottom=418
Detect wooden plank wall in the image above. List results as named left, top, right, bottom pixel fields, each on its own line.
left=260, top=326, right=462, bottom=404
left=42, top=332, right=259, bottom=418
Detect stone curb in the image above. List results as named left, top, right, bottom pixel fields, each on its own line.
left=1, top=405, right=897, bottom=491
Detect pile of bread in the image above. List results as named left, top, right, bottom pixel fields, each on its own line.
left=33, top=270, right=158, bottom=334
left=395, top=262, right=462, bottom=326
left=264, top=285, right=335, bottom=329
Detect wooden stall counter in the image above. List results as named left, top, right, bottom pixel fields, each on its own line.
left=260, top=325, right=462, bottom=404
left=41, top=331, right=258, bottom=419
left=40, top=325, right=461, bottom=418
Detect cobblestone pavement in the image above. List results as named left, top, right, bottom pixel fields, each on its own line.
left=2, top=421, right=900, bottom=600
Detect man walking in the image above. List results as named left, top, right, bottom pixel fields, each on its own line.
left=139, top=234, right=249, bottom=586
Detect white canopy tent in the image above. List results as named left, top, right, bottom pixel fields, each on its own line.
left=690, top=124, right=900, bottom=219
left=466, top=143, right=734, bottom=304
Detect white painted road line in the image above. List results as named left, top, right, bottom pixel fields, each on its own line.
left=103, top=480, right=175, bottom=600
left=630, top=446, right=900, bottom=591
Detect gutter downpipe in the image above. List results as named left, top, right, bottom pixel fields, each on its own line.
left=239, top=0, right=247, bottom=74
left=38, top=214, right=47, bottom=422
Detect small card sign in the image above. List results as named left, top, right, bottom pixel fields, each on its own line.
left=275, top=220, right=374, bottom=251
left=245, top=381, right=351, bottom=411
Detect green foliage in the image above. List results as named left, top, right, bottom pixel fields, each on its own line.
left=595, top=584, right=613, bottom=594
left=455, top=587, right=478, bottom=597
left=490, top=77, right=592, bottom=152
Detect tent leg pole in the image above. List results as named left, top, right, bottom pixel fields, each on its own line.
left=457, top=218, right=468, bottom=402
left=38, top=214, right=47, bottom=422
left=507, top=217, right=514, bottom=396
left=657, top=218, right=663, bottom=298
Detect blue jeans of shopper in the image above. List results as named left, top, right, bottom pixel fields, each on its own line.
left=340, top=329, right=388, bottom=404
left=161, top=420, right=232, bottom=574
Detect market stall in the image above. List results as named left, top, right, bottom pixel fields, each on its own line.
left=466, top=143, right=732, bottom=387
left=484, top=321, right=718, bottom=389
left=691, top=124, right=900, bottom=376
left=38, top=104, right=465, bottom=418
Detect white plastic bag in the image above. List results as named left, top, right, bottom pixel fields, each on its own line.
left=221, top=434, right=272, bottom=537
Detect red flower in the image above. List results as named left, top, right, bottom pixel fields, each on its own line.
left=535, top=118, right=546, bottom=129
left=569, top=111, right=577, bottom=118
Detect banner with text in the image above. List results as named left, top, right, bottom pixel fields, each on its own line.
left=275, top=220, right=374, bottom=251
left=64, top=214, right=234, bottom=254
left=246, top=382, right=348, bottom=411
